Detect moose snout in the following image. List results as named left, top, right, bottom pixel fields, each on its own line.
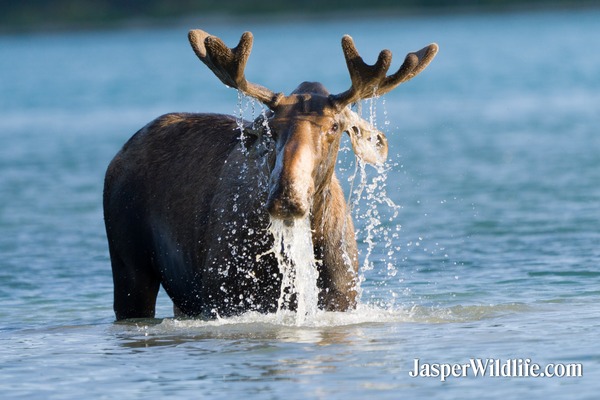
left=266, top=187, right=311, bottom=220
left=266, top=137, right=315, bottom=221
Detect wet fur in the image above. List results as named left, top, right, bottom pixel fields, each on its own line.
left=104, top=109, right=358, bottom=320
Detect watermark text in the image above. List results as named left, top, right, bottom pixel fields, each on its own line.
left=409, top=358, right=583, bottom=382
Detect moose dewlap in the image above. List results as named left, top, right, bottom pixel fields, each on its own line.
left=103, top=29, right=438, bottom=320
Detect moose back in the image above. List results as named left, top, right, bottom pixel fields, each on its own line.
left=103, top=29, right=437, bottom=320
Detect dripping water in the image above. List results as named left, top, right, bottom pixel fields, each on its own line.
left=344, top=96, right=402, bottom=309
left=232, top=91, right=403, bottom=319
left=234, top=93, right=323, bottom=324
left=235, top=91, right=257, bottom=153
left=267, top=218, right=320, bottom=326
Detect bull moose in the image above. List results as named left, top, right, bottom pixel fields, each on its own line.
left=103, top=29, right=438, bottom=320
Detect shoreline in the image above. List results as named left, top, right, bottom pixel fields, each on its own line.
left=1, top=1, right=599, bottom=35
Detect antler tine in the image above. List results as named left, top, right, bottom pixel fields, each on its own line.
left=331, top=35, right=438, bottom=109
left=188, top=29, right=282, bottom=108
left=331, top=35, right=392, bottom=108
left=378, top=43, right=439, bottom=93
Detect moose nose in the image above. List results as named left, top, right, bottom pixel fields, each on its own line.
left=266, top=193, right=309, bottom=220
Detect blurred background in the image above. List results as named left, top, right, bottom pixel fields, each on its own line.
left=1, top=0, right=598, bottom=32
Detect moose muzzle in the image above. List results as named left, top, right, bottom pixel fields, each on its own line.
left=266, top=125, right=316, bottom=221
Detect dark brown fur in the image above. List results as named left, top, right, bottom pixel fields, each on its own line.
left=104, top=90, right=359, bottom=319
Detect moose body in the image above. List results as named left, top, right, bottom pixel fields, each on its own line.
left=104, top=30, right=437, bottom=320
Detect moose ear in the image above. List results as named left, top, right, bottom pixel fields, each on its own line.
left=343, top=110, right=388, bottom=165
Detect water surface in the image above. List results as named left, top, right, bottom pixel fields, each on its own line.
left=1, top=9, right=599, bottom=399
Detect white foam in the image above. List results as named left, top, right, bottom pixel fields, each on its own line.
left=134, top=303, right=531, bottom=340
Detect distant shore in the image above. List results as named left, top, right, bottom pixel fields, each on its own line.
left=1, top=0, right=598, bottom=33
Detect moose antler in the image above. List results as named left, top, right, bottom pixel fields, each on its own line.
left=188, top=30, right=283, bottom=108
left=331, top=35, right=438, bottom=109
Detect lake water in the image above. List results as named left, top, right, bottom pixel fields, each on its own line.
left=1, top=8, right=599, bottom=399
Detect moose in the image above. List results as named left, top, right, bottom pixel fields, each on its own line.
left=103, top=29, right=438, bottom=320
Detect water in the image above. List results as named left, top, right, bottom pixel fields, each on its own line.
left=1, top=8, right=600, bottom=399
left=267, top=218, right=320, bottom=324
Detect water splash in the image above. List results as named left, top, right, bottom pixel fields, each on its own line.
left=343, top=97, right=402, bottom=309
left=235, top=91, right=257, bottom=145
left=267, top=218, right=320, bottom=326
left=133, top=302, right=532, bottom=340
left=230, top=91, right=404, bottom=321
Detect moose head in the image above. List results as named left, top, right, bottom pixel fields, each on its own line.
left=188, top=30, right=438, bottom=222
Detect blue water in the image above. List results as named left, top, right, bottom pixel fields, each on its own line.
left=1, top=9, right=600, bottom=399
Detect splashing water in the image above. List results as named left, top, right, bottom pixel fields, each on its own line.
left=234, top=94, right=321, bottom=325
left=235, top=91, right=257, bottom=134
left=145, top=302, right=530, bottom=333
left=267, top=218, right=320, bottom=326
left=342, top=98, right=402, bottom=308
left=233, top=92, right=403, bottom=323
